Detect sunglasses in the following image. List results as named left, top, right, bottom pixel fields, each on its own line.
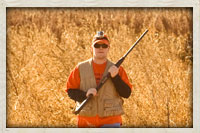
left=94, top=43, right=109, bottom=48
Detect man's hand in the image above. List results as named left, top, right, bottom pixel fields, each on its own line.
left=108, top=65, right=119, bottom=78
left=86, top=88, right=97, bottom=97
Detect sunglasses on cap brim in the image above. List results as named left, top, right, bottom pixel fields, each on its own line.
left=94, top=43, right=109, bottom=48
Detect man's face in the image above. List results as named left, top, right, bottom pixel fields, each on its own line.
left=92, top=43, right=109, bottom=60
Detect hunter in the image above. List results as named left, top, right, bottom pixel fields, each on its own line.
left=66, top=31, right=132, bottom=128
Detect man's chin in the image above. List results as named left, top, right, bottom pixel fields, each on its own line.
left=95, top=56, right=106, bottom=60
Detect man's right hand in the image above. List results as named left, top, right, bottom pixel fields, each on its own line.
left=86, top=88, right=97, bottom=97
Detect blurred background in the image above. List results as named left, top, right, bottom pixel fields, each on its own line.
left=6, top=7, right=192, bottom=127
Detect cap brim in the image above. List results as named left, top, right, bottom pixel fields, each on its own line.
left=92, top=39, right=109, bottom=46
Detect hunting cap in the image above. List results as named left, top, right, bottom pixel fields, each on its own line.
left=92, top=31, right=110, bottom=46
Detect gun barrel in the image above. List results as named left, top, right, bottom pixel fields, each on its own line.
left=123, top=29, right=148, bottom=58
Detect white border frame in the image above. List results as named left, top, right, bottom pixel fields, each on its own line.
left=0, top=0, right=199, bottom=133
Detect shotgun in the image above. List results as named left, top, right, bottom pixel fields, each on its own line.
left=74, top=29, right=148, bottom=115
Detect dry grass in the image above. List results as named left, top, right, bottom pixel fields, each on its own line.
left=6, top=7, right=192, bottom=128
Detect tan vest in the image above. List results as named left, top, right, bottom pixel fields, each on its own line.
left=76, top=58, right=124, bottom=117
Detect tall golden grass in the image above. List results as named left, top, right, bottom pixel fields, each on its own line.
left=6, top=8, right=192, bottom=128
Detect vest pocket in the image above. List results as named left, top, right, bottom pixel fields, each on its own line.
left=76, top=102, right=93, bottom=116
left=103, top=99, right=124, bottom=116
left=81, top=104, right=92, bottom=112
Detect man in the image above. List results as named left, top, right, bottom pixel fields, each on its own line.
left=66, top=31, right=132, bottom=128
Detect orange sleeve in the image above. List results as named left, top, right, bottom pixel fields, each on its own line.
left=118, top=66, right=133, bottom=90
left=66, top=65, right=80, bottom=92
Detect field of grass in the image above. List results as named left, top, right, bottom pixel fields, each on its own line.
left=6, top=7, right=192, bottom=127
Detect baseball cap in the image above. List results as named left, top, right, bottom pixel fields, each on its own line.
left=92, top=31, right=110, bottom=46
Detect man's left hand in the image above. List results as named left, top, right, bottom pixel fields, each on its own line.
left=108, top=65, right=119, bottom=78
